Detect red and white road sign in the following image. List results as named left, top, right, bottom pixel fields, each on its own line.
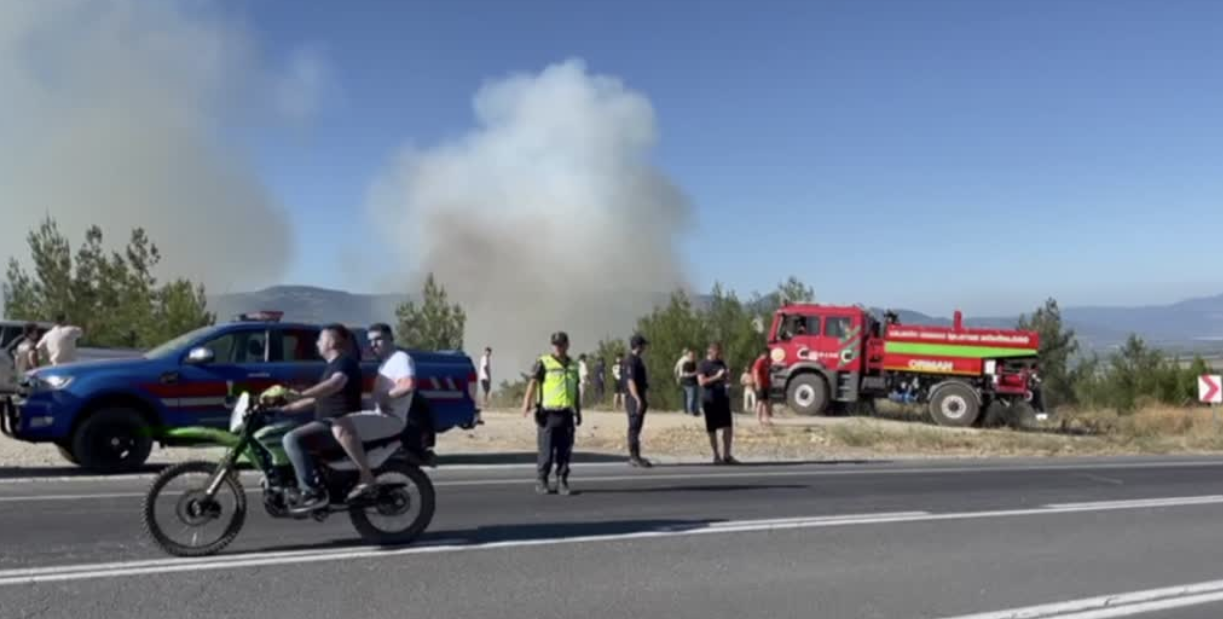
left=1200, top=375, right=1223, bottom=404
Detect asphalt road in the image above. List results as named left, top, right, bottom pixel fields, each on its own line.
left=3, top=456, right=1223, bottom=618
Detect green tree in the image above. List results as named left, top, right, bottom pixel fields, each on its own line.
left=1016, top=298, right=1079, bottom=409
left=3, top=217, right=214, bottom=347
left=1104, top=334, right=1166, bottom=412
left=704, top=282, right=765, bottom=403
left=776, top=275, right=815, bottom=306
left=153, top=280, right=215, bottom=346
left=394, top=272, right=467, bottom=350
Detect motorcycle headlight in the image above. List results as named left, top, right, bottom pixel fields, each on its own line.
left=229, top=392, right=252, bottom=433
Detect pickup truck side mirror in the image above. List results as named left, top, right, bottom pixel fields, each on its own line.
left=186, top=347, right=215, bottom=365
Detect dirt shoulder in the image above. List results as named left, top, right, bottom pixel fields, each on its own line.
left=3, top=405, right=1222, bottom=471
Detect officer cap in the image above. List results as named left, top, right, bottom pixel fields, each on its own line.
left=551, top=331, right=570, bottom=346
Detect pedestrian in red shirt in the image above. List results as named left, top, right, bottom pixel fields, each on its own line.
left=752, top=350, right=774, bottom=426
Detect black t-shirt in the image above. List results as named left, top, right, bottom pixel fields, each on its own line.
left=680, top=360, right=698, bottom=387
left=698, top=358, right=729, bottom=403
left=625, top=354, right=648, bottom=394
left=315, top=354, right=363, bottom=419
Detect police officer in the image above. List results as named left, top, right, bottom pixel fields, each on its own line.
left=522, top=331, right=582, bottom=495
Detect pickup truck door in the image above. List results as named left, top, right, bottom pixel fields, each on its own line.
left=266, top=327, right=327, bottom=393
left=172, top=327, right=274, bottom=427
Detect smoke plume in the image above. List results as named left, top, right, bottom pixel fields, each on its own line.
left=0, top=0, right=316, bottom=291
left=367, top=59, right=693, bottom=375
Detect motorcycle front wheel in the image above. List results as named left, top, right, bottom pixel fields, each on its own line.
left=142, top=460, right=247, bottom=557
left=348, top=459, right=435, bottom=546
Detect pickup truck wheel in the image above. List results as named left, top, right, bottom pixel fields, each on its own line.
left=71, top=408, right=153, bottom=473
left=929, top=383, right=980, bottom=427
left=786, top=374, right=829, bottom=416
left=55, top=443, right=80, bottom=465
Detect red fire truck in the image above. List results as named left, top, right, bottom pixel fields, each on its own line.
left=765, top=304, right=1043, bottom=427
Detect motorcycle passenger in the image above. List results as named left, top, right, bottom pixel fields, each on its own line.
left=278, top=324, right=365, bottom=512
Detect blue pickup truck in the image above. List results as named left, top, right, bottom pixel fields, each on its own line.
left=0, top=313, right=480, bottom=473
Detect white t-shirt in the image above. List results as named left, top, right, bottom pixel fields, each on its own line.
left=14, top=340, right=34, bottom=376
left=37, top=325, right=82, bottom=366
left=374, top=350, right=415, bottom=421
left=579, top=360, right=589, bottom=384
left=479, top=353, right=490, bottom=381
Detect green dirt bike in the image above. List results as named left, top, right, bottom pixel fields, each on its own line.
left=142, top=390, right=435, bottom=557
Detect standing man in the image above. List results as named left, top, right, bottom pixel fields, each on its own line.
left=612, top=353, right=625, bottom=408
left=698, top=342, right=738, bottom=464
left=36, top=314, right=82, bottom=366
left=592, top=356, right=606, bottom=405
left=478, top=346, right=492, bottom=424
left=680, top=349, right=699, bottom=416
left=578, top=354, right=590, bottom=407
left=14, top=323, right=40, bottom=378
left=624, top=334, right=652, bottom=468
left=752, top=348, right=774, bottom=425
left=521, top=332, right=582, bottom=496
left=673, top=349, right=689, bottom=385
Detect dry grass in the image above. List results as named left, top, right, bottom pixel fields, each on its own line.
left=6, top=404, right=1221, bottom=470
left=442, top=404, right=1223, bottom=461
left=352, top=403, right=1223, bottom=462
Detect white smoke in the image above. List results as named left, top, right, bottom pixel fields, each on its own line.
left=367, top=58, right=693, bottom=375
left=0, top=0, right=326, bottom=291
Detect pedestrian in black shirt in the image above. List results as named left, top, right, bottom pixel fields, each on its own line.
left=593, top=357, right=606, bottom=404
left=698, top=342, right=738, bottom=465
left=623, top=334, right=652, bottom=467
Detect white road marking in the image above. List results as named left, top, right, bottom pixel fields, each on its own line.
left=2, top=495, right=1222, bottom=587
left=1074, top=472, right=1125, bottom=486
left=940, top=577, right=1223, bottom=618
left=2, top=458, right=1223, bottom=500
left=2, top=457, right=1222, bottom=488
left=0, top=492, right=146, bottom=503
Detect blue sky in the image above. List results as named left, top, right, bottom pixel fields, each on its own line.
left=244, top=0, right=1223, bottom=316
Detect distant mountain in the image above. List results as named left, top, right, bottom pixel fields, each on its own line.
left=207, top=286, right=1223, bottom=354
left=208, top=286, right=409, bottom=327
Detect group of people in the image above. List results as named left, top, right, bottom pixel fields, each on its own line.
left=676, top=347, right=775, bottom=426
left=5, top=315, right=84, bottom=379
left=521, top=332, right=778, bottom=496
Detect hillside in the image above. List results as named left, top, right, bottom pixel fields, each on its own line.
left=208, top=286, right=1223, bottom=354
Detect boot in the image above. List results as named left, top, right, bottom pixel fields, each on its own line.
left=535, top=477, right=550, bottom=495
left=558, top=475, right=571, bottom=496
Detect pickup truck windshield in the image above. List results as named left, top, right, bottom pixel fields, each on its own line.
left=144, top=325, right=215, bottom=360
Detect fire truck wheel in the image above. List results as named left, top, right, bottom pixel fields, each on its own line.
left=786, top=373, right=829, bottom=416
left=1005, top=401, right=1039, bottom=430
left=981, top=400, right=1010, bottom=428
left=929, top=382, right=980, bottom=427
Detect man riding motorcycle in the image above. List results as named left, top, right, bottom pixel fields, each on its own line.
left=276, top=324, right=405, bottom=512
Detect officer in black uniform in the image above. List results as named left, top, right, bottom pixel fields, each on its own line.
left=521, top=331, right=582, bottom=495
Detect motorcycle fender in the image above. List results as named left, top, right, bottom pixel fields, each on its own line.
left=163, top=427, right=242, bottom=448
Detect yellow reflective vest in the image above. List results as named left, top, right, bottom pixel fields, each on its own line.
left=539, top=354, right=580, bottom=409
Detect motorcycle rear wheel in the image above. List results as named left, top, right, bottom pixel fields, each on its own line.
left=348, top=459, right=435, bottom=546
left=142, top=460, right=247, bottom=557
